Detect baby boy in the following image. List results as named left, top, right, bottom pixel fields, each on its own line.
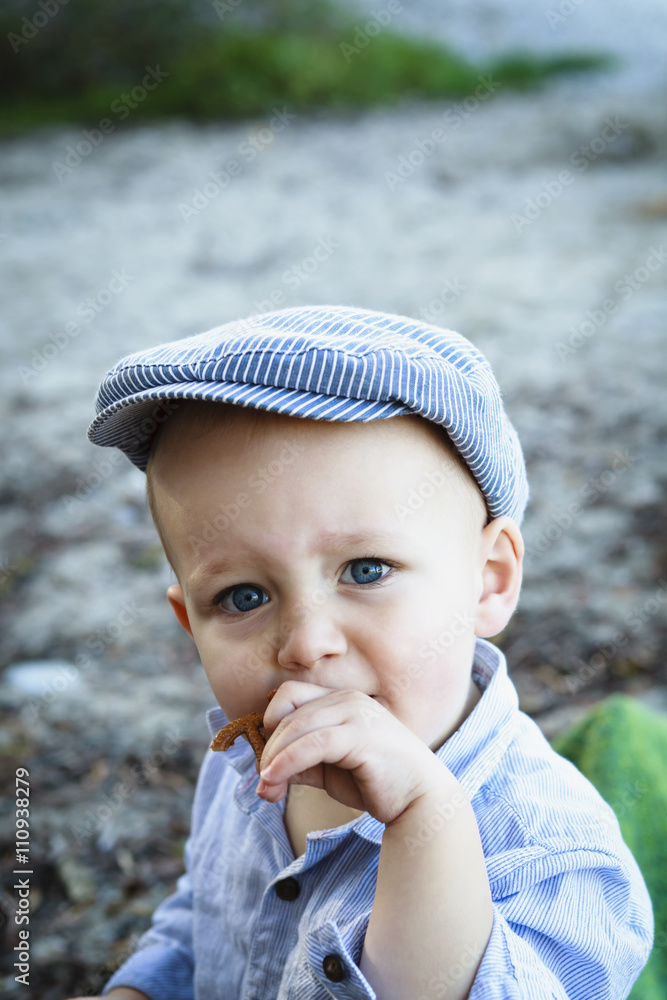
left=74, top=305, right=651, bottom=1000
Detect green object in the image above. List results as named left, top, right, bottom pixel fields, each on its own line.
left=0, top=0, right=612, bottom=133
left=554, top=695, right=667, bottom=1000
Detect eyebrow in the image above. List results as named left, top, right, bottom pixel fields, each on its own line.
left=187, top=528, right=404, bottom=591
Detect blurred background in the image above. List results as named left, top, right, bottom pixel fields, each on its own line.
left=0, top=0, right=666, bottom=996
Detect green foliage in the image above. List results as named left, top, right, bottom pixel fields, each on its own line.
left=1, top=0, right=208, bottom=98
left=554, top=695, right=667, bottom=1000
left=142, top=31, right=485, bottom=121
left=488, top=50, right=616, bottom=89
left=0, top=0, right=611, bottom=132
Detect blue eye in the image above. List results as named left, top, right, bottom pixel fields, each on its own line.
left=214, top=557, right=393, bottom=616
left=220, top=584, right=268, bottom=614
left=341, top=558, right=389, bottom=585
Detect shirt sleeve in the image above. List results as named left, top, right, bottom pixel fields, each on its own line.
left=468, top=850, right=654, bottom=1000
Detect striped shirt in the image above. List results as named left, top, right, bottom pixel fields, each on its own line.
left=102, top=638, right=653, bottom=1000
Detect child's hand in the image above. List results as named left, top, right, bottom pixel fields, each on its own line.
left=258, top=681, right=444, bottom=826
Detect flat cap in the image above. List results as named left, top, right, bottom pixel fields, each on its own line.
left=88, top=304, right=529, bottom=523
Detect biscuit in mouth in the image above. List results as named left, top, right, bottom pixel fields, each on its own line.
left=210, top=689, right=277, bottom=765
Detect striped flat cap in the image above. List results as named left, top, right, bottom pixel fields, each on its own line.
left=88, top=304, right=529, bottom=524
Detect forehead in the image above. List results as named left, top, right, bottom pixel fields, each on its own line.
left=151, top=403, right=484, bottom=520
left=148, top=404, right=488, bottom=581
left=152, top=404, right=464, bottom=489
left=155, top=400, right=451, bottom=455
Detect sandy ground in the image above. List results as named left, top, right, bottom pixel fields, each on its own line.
left=1, top=3, right=666, bottom=995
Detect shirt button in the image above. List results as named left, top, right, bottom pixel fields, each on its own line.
left=322, top=954, right=345, bottom=982
left=274, top=877, right=300, bottom=901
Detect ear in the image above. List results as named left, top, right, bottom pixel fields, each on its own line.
left=167, top=584, right=194, bottom=637
left=474, top=517, right=524, bottom=638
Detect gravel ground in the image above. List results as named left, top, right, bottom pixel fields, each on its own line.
left=1, top=4, right=667, bottom=996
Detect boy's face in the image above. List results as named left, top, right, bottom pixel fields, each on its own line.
left=153, top=410, right=501, bottom=750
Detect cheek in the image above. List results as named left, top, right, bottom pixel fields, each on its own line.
left=193, top=612, right=289, bottom=708
left=361, top=596, right=430, bottom=669
left=191, top=630, right=260, bottom=714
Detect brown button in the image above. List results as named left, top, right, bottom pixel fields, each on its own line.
left=274, top=877, right=300, bottom=901
left=322, top=954, right=345, bottom=982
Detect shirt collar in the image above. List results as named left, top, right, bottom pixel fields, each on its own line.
left=437, top=637, right=518, bottom=798
left=204, top=637, right=519, bottom=844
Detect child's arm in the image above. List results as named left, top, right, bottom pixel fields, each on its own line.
left=259, top=681, right=493, bottom=1000
left=360, top=768, right=492, bottom=999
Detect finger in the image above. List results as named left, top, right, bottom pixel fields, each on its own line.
left=256, top=762, right=323, bottom=803
left=262, top=679, right=336, bottom=732
left=262, top=689, right=366, bottom=767
left=261, top=722, right=366, bottom=788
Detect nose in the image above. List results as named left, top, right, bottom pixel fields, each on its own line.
left=276, top=596, right=348, bottom=672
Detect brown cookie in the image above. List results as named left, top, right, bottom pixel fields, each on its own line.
left=210, top=689, right=277, bottom=765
